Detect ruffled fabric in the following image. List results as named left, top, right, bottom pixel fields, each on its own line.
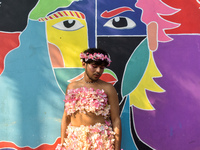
left=64, top=87, right=110, bottom=118
left=64, top=122, right=115, bottom=150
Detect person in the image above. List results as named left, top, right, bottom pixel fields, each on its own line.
left=56, top=48, right=121, bottom=150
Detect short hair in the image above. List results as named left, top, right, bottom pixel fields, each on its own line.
left=80, top=48, right=111, bottom=67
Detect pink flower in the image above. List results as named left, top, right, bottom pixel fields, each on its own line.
left=64, top=87, right=110, bottom=118
left=80, top=52, right=111, bottom=67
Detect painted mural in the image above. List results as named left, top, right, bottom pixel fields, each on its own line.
left=0, top=0, right=200, bottom=150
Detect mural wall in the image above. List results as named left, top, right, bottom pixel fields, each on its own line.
left=0, top=0, right=200, bottom=149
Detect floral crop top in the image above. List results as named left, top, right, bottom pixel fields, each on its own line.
left=64, top=87, right=110, bottom=118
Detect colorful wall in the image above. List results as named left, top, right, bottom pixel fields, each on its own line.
left=0, top=0, right=200, bottom=150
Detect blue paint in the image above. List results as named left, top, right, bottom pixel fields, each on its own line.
left=97, top=0, right=146, bottom=35
left=170, top=127, right=173, bottom=137
left=179, top=123, right=182, bottom=129
left=120, top=96, right=138, bottom=150
left=0, top=20, right=64, bottom=147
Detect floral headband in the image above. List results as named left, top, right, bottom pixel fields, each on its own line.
left=80, top=52, right=111, bottom=67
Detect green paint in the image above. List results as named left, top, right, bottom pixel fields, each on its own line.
left=122, top=38, right=149, bottom=97
left=29, top=0, right=79, bottom=20
left=54, top=68, right=84, bottom=94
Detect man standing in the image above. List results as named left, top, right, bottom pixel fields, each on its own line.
left=57, top=48, right=121, bottom=150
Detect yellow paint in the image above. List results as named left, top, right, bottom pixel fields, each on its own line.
left=46, top=15, right=88, bottom=67
left=130, top=51, right=165, bottom=110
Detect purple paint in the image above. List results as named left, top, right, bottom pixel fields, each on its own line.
left=133, top=35, right=200, bottom=150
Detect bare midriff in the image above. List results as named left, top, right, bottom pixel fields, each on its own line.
left=70, top=111, right=106, bottom=127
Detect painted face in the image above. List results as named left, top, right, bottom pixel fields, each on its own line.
left=85, top=62, right=105, bottom=81
left=44, top=10, right=88, bottom=68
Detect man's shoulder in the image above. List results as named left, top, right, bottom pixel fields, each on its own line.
left=99, top=79, right=112, bottom=87
left=100, top=80, right=116, bottom=93
left=67, top=81, right=81, bottom=90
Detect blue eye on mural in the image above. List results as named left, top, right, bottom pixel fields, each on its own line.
left=104, top=16, right=136, bottom=29
left=52, top=19, right=84, bottom=31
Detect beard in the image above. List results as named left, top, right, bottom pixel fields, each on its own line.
left=85, top=65, right=101, bottom=82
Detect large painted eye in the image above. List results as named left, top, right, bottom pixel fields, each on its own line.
left=52, top=19, right=84, bottom=31
left=104, top=16, right=136, bottom=29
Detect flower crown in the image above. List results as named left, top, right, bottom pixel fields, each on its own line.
left=80, top=52, right=111, bottom=66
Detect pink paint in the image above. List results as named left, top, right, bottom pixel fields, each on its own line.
left=136, top=0, right=180, bottom=42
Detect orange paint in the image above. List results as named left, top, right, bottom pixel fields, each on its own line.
left=147, top=22, right=158, bottom=51
left=48, top=43, right=64, bottom=68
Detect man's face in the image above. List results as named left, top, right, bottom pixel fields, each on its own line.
left=85, top=62, right=105, bottom=81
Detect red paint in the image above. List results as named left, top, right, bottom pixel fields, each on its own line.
left=69, top=11, right=74, bottom=16
left=162, top=0, right=200, bottom=33
left=0, top=32, right=20, bottom=75
left=75, top=12, right=80, bottom=18
left=58, top=12, right=63, bottom=17
left=54, top=14, right=59, bottom=18
left=80, top=12, right=85, bottom=19
left=63, top=11, right=69, bottom=16
left=101, top=7, right=134, bottom=18
left=0, top=138, right=60, bottom=150
left=100, top=73, right=117, bottom=85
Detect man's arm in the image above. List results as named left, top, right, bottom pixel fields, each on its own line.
left=60, top=109, right=71, bottom=146
left=60, top=84, right=73, bottom=147
left=106, top=84, right=122, bottom=150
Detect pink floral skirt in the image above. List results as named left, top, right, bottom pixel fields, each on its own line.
left=58, top=122, right=115, bottom=150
